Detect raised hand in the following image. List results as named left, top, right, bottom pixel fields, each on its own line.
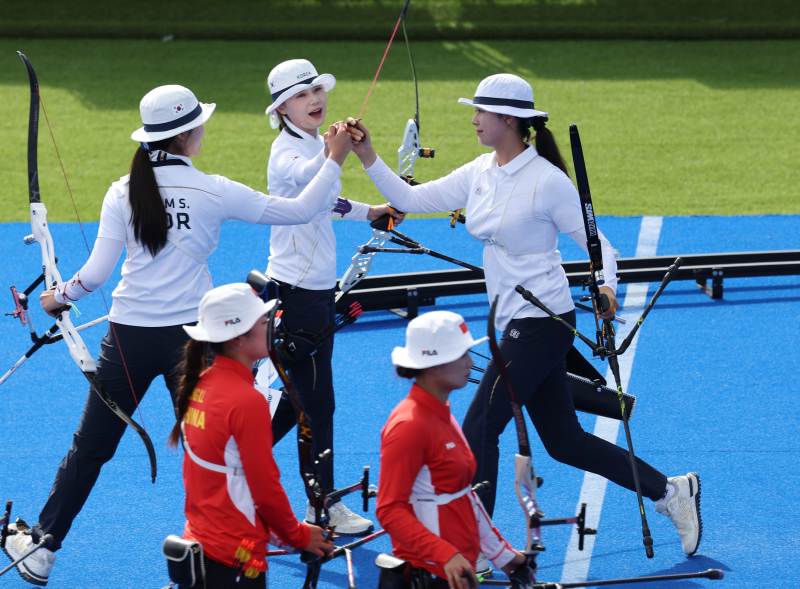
left=347, top=118, right=377, bottom=167
left=324, top=121, right=353, bottom=167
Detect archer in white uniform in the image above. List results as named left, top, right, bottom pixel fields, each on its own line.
left=262, top=59, right=402, bottom=535
left=348, top=74, right=703, bottom=561
left=2, top=84, right=353, bottom=586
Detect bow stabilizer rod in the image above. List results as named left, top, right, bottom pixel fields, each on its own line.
left=477, top=568, right=724, bottom=587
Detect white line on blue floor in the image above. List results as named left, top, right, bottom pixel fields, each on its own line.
left=559, top=216, right=663, bottom=584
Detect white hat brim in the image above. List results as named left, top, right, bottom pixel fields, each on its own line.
left=265, top=74, right=337, bottom=116
left=183, top=298, right=276, bottom=343
left=391, top=335, right=489, bottom=370
left=458, top=97, right=547, bottom=120
left=131, top=102, right=216, bottom=143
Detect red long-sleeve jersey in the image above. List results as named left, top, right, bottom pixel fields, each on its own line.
left=376, top=384, right=516, bottom=579
left=182, top=355, right=310, bottom=570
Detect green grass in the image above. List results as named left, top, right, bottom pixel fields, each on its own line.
left=1, top=38, right=799, bottom=222
left=0, top=1, right=798, bottom=41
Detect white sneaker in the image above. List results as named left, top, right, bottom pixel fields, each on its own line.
left=475, top=552, right=493, bottom=578
left=2, top=521, right=56, bottom=586
left=305, top=502, right=374, bottom=536
left=655, top=473, right=702, bottom=556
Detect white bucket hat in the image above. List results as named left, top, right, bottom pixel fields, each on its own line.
left=264, top=59, right=336, bottom=117
left=184, top=283, right=276, bottom=343
left=131, top=85, right=216, bottom=143
left=392, top=311, right=488, bottom=370
left=458, top=73, right=548, bottom=120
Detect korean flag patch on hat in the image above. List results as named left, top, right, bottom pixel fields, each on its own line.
left=131, top=85, right=216, bottom=143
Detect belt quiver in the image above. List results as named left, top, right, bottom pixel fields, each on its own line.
left=163, top=534, right=205, bottom=587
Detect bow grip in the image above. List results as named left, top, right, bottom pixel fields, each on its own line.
left=370, top=208, right=405, bottom=232
left=597, top=293, right=610, bottom=313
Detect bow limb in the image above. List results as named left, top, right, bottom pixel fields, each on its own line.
left=487, top=296, right=543, bottom=560
left=398, top=6, right=420, bottom=180
left=267, top=302, right=331, bottom=589
left=397, top=3, right=434, bottom=183
left=18, top=51, right=157, bottom=483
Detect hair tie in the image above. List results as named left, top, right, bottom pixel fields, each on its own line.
left=140, top=142, right=151, bottom=151
left=531, top=116, right=548, bottom=132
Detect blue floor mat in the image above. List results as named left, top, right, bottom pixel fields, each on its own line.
left=0, top=215, right=797, bottom=588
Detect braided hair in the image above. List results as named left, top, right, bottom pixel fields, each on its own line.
left=167, top=339, right=224, bottom=449
left=517, top=116, right=570, bottom=177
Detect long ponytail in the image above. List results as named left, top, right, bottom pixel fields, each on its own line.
left=128, top=137, right=174, bottom=257
left=167, top=338, right=223, bottom=448
left=517, top=117, right=570, bottom=178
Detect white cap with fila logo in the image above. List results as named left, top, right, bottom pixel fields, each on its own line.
left=392, top=311, right=488, bottom=370
left=184, top=283, right=276, bottom=343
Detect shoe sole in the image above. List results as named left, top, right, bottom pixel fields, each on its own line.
left=2, top=541, right=49, bottom=586
left=686, top=472, right=703, bottom=557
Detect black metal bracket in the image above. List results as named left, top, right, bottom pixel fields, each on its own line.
left=696, top=268, right=723, bottom=299
left=388, top=288, right=419, bottom=319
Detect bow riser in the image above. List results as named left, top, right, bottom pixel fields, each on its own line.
left=29, top=202, right=99, bottom=372
left=398, top=118, right=420, bottom=178
left=337, top=229, right=390, bottom=300
left=514, top=454, right=544, bottom=555
left=29, top=203, right=59, bottom=285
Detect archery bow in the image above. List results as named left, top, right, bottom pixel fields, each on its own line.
left=337, top=0, right=435, bottom=302
left=266, top=301, right=333, bottom=589
left=569, top=124, right=653, bottom=558
left=16, top=52, right=157, bottom=483
left=396, top=2, right=434, bottom=185
left=487, top=296, right=544, bottom=566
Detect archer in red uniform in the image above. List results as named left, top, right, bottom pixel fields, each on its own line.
left=167, top=283, right=334, bottom=588
left=377, top=311, right=533, bottom=589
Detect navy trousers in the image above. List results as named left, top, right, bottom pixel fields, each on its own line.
left=462, top=310, right=668, bottom=516
left=33, top=323, right=189, bottom=551
left=269, top=285, right=337, bottom=494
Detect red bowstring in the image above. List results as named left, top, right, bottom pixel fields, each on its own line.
left=357, top=13, right=405, bottom=120
left=36, top=87, right=149, bottom=433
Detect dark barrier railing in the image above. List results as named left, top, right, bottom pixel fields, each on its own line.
left=335, top=250, right=800, bottom=318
